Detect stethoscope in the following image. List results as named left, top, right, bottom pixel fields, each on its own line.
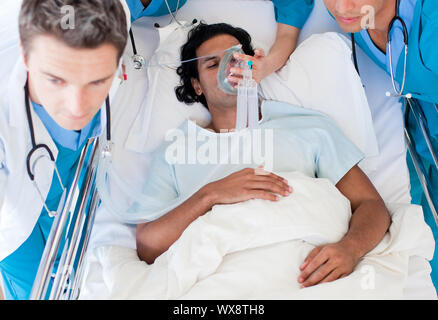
left=129, top=0, right=188, bottom=70
left=24, top=80, right=112, bottom=217
left=351, top=0, right=411, bottom=99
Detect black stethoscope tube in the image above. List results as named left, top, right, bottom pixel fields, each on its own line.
left=351, top=0, right=408, bottom=77
left=24, top=79, right=111, bottom=181
left=129, top=28, right=139, bottom=57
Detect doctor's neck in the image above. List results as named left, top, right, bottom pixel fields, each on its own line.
left=367, top=0, right=397, bottom=53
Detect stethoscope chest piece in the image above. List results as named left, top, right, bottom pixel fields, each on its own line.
left=101, top=141, right=114, bottom=160
left=26, top=143, right=67, bottom=218
left=132, top=53, right=146, bottom=70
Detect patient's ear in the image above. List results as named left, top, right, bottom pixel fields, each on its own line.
left=191, top=78, right=203, bottom=96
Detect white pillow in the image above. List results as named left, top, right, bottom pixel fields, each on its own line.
left=149, top=0, right=277, bottom=51
left=125, top=22, right=211, bottom=153
left=259, top=32, right=379, bottom=171
left=125, top=0, right=278, bottom=153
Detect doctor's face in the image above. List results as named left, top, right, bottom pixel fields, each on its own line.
left=323, top=0, right=389, bottom=33
left=191, top=34, right=241, bottom=110
left=23, top=35, right=119, bottom=131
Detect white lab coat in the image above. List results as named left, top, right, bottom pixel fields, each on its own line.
left=0, top=0, right=132, bottom=261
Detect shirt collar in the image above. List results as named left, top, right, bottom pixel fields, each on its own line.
left=31, top=102, right=103, bottom=151
left=359, top=0, right=417, bottom=72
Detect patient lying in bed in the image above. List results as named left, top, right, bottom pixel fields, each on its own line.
left=135, top=22, right=392, bottom=292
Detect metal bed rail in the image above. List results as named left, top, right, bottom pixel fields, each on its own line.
left=404, top=98, right=438, bottom=227
left=30, top=136, right=101, bottom=300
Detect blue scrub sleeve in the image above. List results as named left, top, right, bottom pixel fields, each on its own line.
left=125, top=0, right=146, bottom=22
left=272, top=0, right=314, bottom=29
left=313, top=119, right=365, bottom=185
left=125, top=0, right=188, bottom=22
left=420, top=1, right=438, bottom=76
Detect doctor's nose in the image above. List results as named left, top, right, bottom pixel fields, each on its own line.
left=66, top=89, right=90, bottom=117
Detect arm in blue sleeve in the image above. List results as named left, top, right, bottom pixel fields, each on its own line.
left=125, top=0, right=147, bottom=22
left=125, top=0, right=188, bottom=22
left=272, top=0, right=314, bottom=29
left=420, top=2, right=438, bottom=76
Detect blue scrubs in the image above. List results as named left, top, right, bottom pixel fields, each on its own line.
left=352, top=0, right=438, bottom=289
left=125, top=0, right=188, bottom=22
left=0, top=104, right=101, bottom=300
left=281, top=0, right=438, bottom=288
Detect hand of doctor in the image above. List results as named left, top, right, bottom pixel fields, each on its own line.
left=297, top=240, right=361, bottom=288
left=227, top=49, right=271, bottom=84
left=201, top=167, right=292, bottom=206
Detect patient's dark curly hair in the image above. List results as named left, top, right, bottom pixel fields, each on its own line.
left=175, top=22, right=255, bottom=109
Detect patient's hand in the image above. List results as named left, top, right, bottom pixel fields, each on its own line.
left=297, top=241, right=361, bottom=288
left=201, top=167, right=292, bottom=206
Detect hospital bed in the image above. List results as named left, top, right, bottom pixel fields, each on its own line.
left=76, top=0, right=436, bottom=299
left=0, top=0, right=436, bottom=299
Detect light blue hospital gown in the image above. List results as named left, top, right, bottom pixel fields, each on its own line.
left=135, top=101, right=364, bottom=222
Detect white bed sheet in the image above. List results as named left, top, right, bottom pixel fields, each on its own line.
left=79, top=0, right=435, bottom=298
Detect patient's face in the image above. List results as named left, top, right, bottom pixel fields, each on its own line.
left=324, top=0, right=388, bottom=33
left=192, top=34, right=241, bottom=109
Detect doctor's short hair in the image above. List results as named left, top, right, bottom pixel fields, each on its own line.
left=19, top=0, right=128, bottom=61
left=175, top=22, right=255, bottom=109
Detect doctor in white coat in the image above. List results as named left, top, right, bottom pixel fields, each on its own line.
left=0, top=0, right=134, bottom=300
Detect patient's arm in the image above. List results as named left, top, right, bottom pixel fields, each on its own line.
left=136, top=168, right=292, bottom=264
left=298, top=165, right=391, bottom=288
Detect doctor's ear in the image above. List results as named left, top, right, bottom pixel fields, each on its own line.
left=19, top=42, right=29, bottom=69
left=191, top=78, right=203, bottom=96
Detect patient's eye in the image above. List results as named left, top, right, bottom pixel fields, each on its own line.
left=207, top=62, right=218, bottom=69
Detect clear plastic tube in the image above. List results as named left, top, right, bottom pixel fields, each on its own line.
left=236, top=60, right=258, bottom=130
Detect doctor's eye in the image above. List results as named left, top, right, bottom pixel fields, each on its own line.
left=48, top=78, right=65, bottom=86
left=91, top=80, right=106, bottom=86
